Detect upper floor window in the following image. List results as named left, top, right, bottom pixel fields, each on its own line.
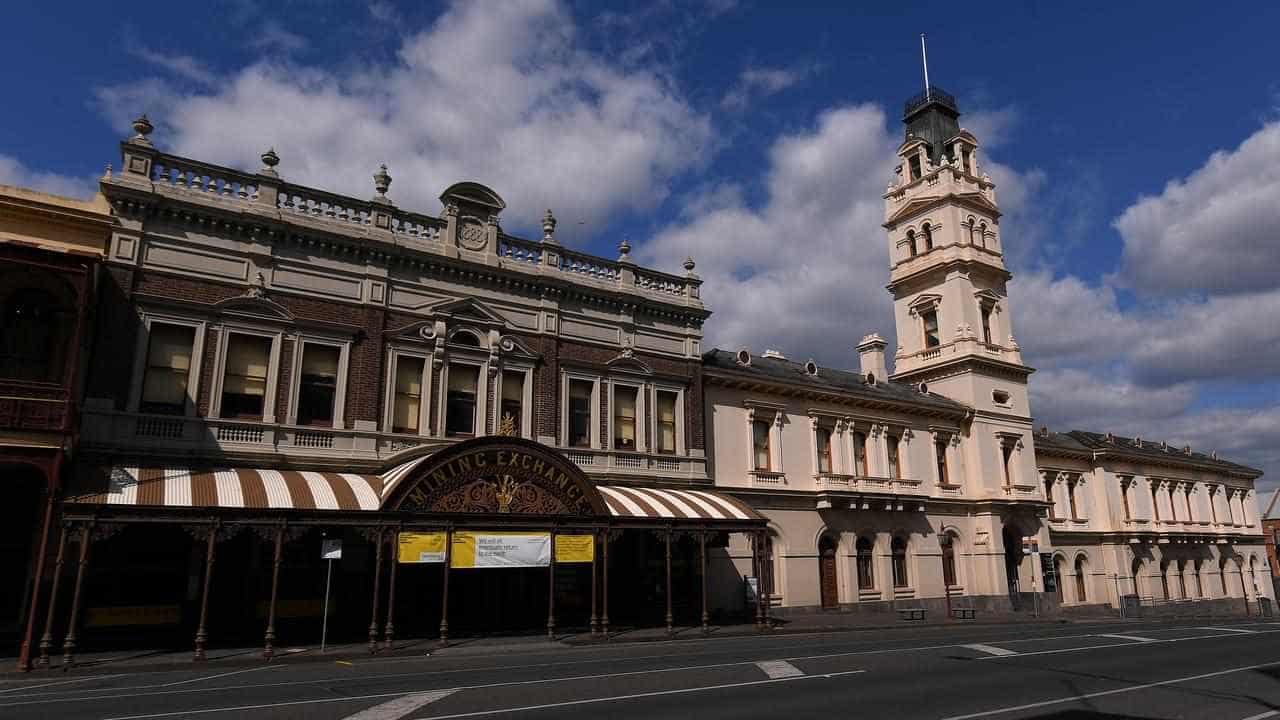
left=856, top=536, right=875, bottom=590
left=1067, top=479, right=1080, bottom=520
left=980, top=305, right=993, bottom=345
left=656, top=390, right=678, bottom=454
left=1151, top=484, right=1162, bottom=522
left=941, top=534, right=957, bottom=586
left=1044, top=476, right=1057, bottom=519
left=499, top=370, right=524, bottom=437
left=891, top=537, right=909, bottom=588
left=853, top=431, right=868, bottom=476
left=613, top=385, right=638, bottom=450
left=961, top=149, right=972, bottom=174
left=922, top=223, right=934, bottom=251
left=908, top=154, right=922, bottom=181
left=978, top=222, right=988, bottom=248
left=1120, top=477, right=1133, bottom=520
left=922, top=310, right=940, bottom=348
left=886, top=434, right=901, bottom=479
left=568, top=379, right=593, bottom=448
left=1000, top=438, right=1016, bottom=487
left=221, top=334, right=272, bottom=420
left=392, top=355, right=425, bottom=434
left=752, top=419, right=772, bottom=471
left=934, top=438, right=950, bottom=485
left=816, top=426, right=833, bottom=474
left=445, top=364, right=480, bottom=437
left=1184, top=486, right=1195, bottom=522
left=0, top=286, right=71, bottom=383
left=296, top=343, right=340, bottom=426
left=906, top=230, right=918, bottom=258
left=140, top=323, right=196, bottom=415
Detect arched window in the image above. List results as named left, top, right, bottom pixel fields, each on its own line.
left=0, top=286, right=72, bottom=383
left=856, top=537, right=875, bottom=590
left=906, top=230, right=918, bottom=257
left=940, top=533, right=957, bottom=587
left=891, top=536, right=909, bottom=588
left=977, top=223, right=987, bottom=249
left=967, top=217, right=977, bottom=245
left=1074, top=556, right=1088, bottom=602
left=1053, top=556, right=1065, bottom=603
left=922, top=223, right=934, bottom=251
left=450, top=330, right=482, bottom=347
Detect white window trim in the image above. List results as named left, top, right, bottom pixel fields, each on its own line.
left=286, top=335, right=350, bottom=429
left=494, top=363, right=534, bottom=439
left=209, top=325, right=283, bottom=423
left=561, top=371, right=601, bottom=450
left=744, top=404, right=785, bottom=474
left=650, top=383, right=686, bottom=456
left=382, top=346, right=433, bottom=436
left=607, top=379, right=646, bottom=453
left=128, top=313, right=207, bottom=416
left=438, top=357, right=489, bottom=438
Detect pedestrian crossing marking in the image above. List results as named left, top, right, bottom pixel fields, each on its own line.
left=1099, top=633, right=1157, bottom=642
left=341, top=689, right=456, bottom=720
left=1198, top=626, right=1256, bottom=634
left=963, top=643, right=1018, bottom=657
left=755, top=660, right=805, bottom=678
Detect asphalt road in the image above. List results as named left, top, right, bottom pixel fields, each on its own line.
left=4, top=619, right=1280, bottom=720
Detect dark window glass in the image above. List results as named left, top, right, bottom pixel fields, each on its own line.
left=656, top=391, right=678, bottom=454
left=220, top=334, right=271, bottom=419
left=613, top=385, right=638, bottom=450
left=856, top=537, right=874, bottom=590
left=568, top=379, right=593, bottom=447
left=892, top=537, right=909, bottom=588
left=445, top=364, right=479, bottom=436
left=752, top=420, right=772, bottom=471
left=886, top=435, right=901, bottom=479
left=922, top=310, right=940, bottom=348
left=392, top=356, right=424, bottom=434
left=981, top=306, right=993, bottom=345
left=0, top=287, right=70, bottom=383
left=941, top=535, right=956, bottom=587
left=140, top=323, right=195, bottom=415
left=499, top=370, right=524, bottom=437
left=934, top=439, right=949, bottom=485
left=816, top=427, right=832, bottom=474
left=853, top=432, right=868, bottom=476
left=296, top=344, right=340, bottom=426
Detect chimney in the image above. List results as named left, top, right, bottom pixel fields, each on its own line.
left=858, top=333, right=888, bottom=383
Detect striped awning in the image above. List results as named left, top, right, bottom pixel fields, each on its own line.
left=598, top=486, right=762, bottom=522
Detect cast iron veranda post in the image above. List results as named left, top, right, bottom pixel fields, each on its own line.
left=700, top=530, right=709, bottom=634
left=18, top=482, right=56, bottom=672
left=439, top=527, right=452, bottom=645
left=37, top=523, right=69, bottom=669
left=368, top=528, right=385, bottom=654
left=601, top=528, right=610, bottom=639
left=263, top=523, right=284, bottom=660
left=664, top=528, right=673, bottom=636
left=193, top=523, right=217, bottom=662
left=754, top=531, right=765, bottom=631
left=547, top=532, right=556, bottom=640
left=589, top=529, right=598, bottom=636
left=62, top=521, right=94, bottom=668
left=384, top=525, right=400, bottom=652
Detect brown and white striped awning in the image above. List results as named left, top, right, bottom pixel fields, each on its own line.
left=597, top=486, right=762, bottom=521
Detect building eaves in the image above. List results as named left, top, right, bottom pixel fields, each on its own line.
left=1064, top=430, right=1263, bottom=478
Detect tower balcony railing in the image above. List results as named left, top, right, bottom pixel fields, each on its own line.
left=904, top=85, right=958, bottom=116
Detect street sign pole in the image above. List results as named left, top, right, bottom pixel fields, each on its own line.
left=321, top=557, right=333, bottom=653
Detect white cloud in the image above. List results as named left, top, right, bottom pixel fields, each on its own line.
left=721, top=67, right=805, bottom=111
left=1115, top=121, right=1280, bottom=295
left=129, top=46, right=219, bottom=88
left=639, top=104, right=896, bottom=367
left=0, top=155, right=96, bottom=199
left=249, top=20, right=309, bottom=54
left=95, top=0, right=712, bottom=238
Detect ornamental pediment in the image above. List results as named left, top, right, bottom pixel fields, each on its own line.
left=428, top=297, right=509, bottom=326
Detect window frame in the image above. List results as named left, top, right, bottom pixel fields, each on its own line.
left=933, top=435, right=951, bottom=486
left=941, top=533, right=958, bottom=587
left=751, top=417, right=773, bottom=472
left=210, top=325, right=282, bottom=423
left=852, top=430, right=869, bottom=477
left=382, top=347, right=432, bottom=436
left=651, top=385, right=685, bottom=455
left=856, top=536, right=875, bottom=590
left=608, top=380, right=645, bottom=453
left=891, top=536, right=910, bottom=588
left=495, top=365, right=534, bottom=439
left=921, top=309, right=940, bottom=348
left=561, top=372, right=600, bottom=449
left=886, top=433, right=902, bottom=479
left=815, top=424, right=833, bottom=475
left=129, top=314, right=207, bottom=417
left=285, top=335, right=350, bottom=429
left=441, top=360, right=485, bottom=438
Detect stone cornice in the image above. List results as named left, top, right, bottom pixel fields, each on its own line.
left=702, top=367, right=970, bottom=421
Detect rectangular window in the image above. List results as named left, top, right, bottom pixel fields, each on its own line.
left=445, top=364, right=479, bottom=437
left=1151, top=486, right=1162, bottom=522
left=886, top=435, right=901, bottom=479
left=1121, top=479, right=1133, bottom=520
left=922, top=310, right=940, bottom=348
left=980, top=306, right=993, bottom=345
left=568, top=379, right=593, bottom=448
left=220, top=334, right=271, bottom=419
left=140, top=323, right=196, bottom=415
left=613, top=385, right=638, bottom=450
left=908, top=154, right=922, bottom=180
left=1068, top=481, right=1080, bottom=520
left=1044, top=477, right=1057, bottom=519
left=296, top=344, right=340, bottom=426
left=853, top=431, right=868, bottom=476
left=961, top=149, right=972, bottom=174
left=934, top=438, right=949, bottom=485
left=656, top=390, right=677, bottom=454
left=499, top=371, right=524, bottom=437
left=752, top=419, right=772, bottom=471
left=816, top=427, right=832, bottom=474
left=1001, top=440, right=1015, bottom=486
left=392, top=356, right=425, bottom=434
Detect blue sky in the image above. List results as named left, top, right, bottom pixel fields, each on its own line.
left=2, top=1, right=1278, bottom=492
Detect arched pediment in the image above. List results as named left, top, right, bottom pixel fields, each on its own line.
left=213, top=295, right=294, bottom=321
left=605, top=348, right=653, bottom=374
left=440, top=182, right=506, bottom=212
left=429, top=297, right=509, bottom=326
left=383, top=436, right=605, bottom=517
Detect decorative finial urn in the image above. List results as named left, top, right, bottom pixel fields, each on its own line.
left=618, top=238, right=632, bottom=262
left=541, top=208, right=557, bottom=244
left=130, top=114, right=155, bottom=145
left=373, top=164, right=392, bottom=197
left=259, top=147, right=280, bottom=177
left=682, top=256, right=696, bottom=274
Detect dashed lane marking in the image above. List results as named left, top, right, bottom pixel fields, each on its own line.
left=962, top=644, right=1017, bottom=657
left=1199, top=626, right=1257, bottom=634
left=342, top=690, right=457, bottom=720
left=0, top=674, right=127, bottom=695
left=159, top=664, right=281, bottom=687
left=1098, top=633, right=1158, bottom=642
left=1240, top=710, right=1280, bottom=720
left=755, top=660, right=805, bottom=679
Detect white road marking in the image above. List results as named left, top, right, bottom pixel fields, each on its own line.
left=1200, top=626, right=1256, bottom=634
left=962, top=644, right=1017, bottom=657
left=1098, top=633, right=1158, bottom=642
left=0, top=674, right=126, bottom=695
left=940, top=660, right=1280, bottom=720
left=410, top=670, right=868, bottom=720
left=1240, top=711, right=1280, bottom=720
left=974, top=628, right=1280, bottom=660
left=342, top=690, right=457, bottom=720
left=159, top=664, right=281, bottom=687
left=755, top=660, right=804, bottom=678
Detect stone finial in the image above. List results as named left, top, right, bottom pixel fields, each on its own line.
left=102, top=163, right=112, bottom=180
left=259, top=148, right=280, bottom=178
left=130, top=114, right=155, bottom=146
left=373, top=164, right=392, bottom=199
left=541, top=209, right=557, bottom=244
left=683, top=256, right=696, bottom=274
left=618, top=238, right=632, bottom=262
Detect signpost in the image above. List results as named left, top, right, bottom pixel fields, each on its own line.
left=320, top=537, right=342, bottom=653
left=1023, top=536, right=1040, bottom=618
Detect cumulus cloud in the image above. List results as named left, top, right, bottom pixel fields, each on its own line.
left=639, top=104, right=896, bottom=367
left=1115, top=121, right=1280, bottom=295
left=0, top=155, right=96, bottom=199
left=95, top=0, right=712, bottom=238
left=721, top=66, right=806, bottom=111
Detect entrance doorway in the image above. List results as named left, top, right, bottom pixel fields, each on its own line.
left=1002, top=525, right=1022, bottom=610
left=818, top=536, right=839, bottom=609
left=0, top=464, right=45, bottom=644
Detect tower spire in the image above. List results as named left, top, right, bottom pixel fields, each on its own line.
left=920, top=33, right=931, bottom=99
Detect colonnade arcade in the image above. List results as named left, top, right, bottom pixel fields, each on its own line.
left=23, top=437, right=767, bottom=669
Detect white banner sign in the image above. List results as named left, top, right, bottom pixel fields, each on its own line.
left=452, top=532, right=551, bottom=569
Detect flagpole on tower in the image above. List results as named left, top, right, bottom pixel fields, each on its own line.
left=920, top=33, right=931, bottom=99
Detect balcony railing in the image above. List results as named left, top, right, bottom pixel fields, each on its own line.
left=904, top=85, right=958, bottom=117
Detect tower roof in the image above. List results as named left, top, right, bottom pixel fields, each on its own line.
left=903, top=85, right=961, bottom=164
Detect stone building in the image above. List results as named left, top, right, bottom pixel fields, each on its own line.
left=0, top=184, right=113, bottom=668
left=705, top=86, right=1272, bottom=617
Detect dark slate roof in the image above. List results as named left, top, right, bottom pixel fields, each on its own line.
left=1034, top=429, right=1262, bottom=477
left=701, top=349, right=970, bottom=416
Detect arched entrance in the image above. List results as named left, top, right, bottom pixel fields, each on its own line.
left=818, top=535, right=838, bottom=609
left=1002, top=525, right=1023, bottom=609
left=1053, top=556, right=1065, bottom=603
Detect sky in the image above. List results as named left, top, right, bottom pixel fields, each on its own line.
left=2, top=0, right=1278, bottom=494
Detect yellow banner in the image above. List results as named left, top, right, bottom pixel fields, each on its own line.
left=451, top=531, right=551, bottom=568
left=85, top=605, right=181, bottom=628
left=398, top=531, right=447, bottom=564
left=554, top=534, right=594, bottom=563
